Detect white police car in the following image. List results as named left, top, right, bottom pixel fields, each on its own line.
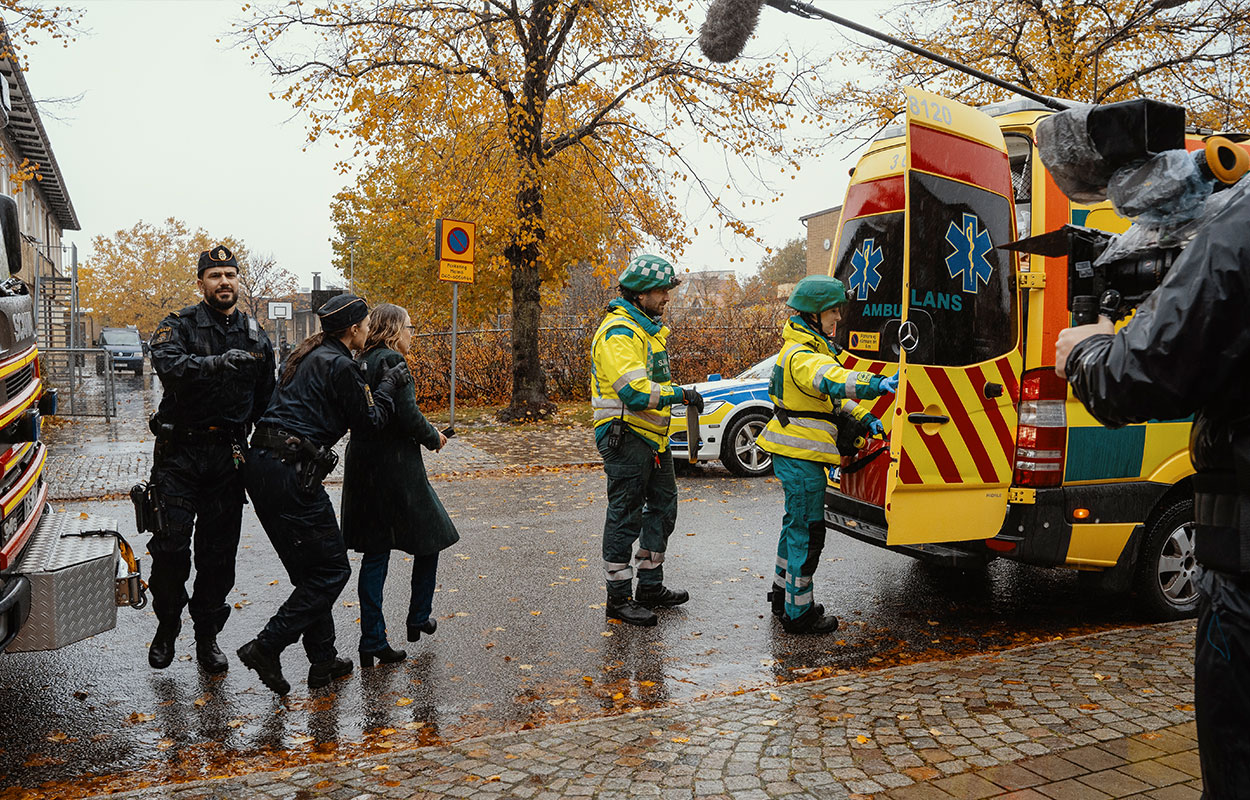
left=669, top=354, right=776, bottom=476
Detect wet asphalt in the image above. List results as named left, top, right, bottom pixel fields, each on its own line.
left=0, top=466, right=1145, bottom=796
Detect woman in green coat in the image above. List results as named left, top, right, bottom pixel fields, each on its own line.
left=341, top=303, right=460, bottom=667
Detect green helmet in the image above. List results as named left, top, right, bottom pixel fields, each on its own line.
left=619, top=254, right=682, bottom=292
left=787, top=275, right=848, bottom=314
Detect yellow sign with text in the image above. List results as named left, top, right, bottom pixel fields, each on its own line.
left=438, top=259, right=474, bottom=284
left=849, top=331, right=880, bottom=352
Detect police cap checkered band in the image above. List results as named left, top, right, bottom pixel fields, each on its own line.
left=317, top=294, right=368, bottom=331
left=619, top=254, right=681, bottom=292
left=197, top=245, right=238, bottom=276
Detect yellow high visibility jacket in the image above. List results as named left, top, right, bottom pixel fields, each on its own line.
left=590, top=300, right=683, bottom=452
left=756, top=317, right=885, bottom=465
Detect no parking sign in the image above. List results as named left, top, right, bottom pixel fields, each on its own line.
left=436, top=219, right=476, bottom=283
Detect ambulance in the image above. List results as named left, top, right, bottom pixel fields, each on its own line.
left=824, top=88, right=1206, bottom=620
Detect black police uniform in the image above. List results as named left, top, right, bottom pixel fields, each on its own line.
left=240, top=299, right=402, bottom=693
left=1065, top=180, right=1250, bottom=799
left=147, top=295, right=275, bottom=661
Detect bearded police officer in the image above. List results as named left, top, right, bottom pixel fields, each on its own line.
left=590, top=255, right=701, bottom=626
left=145, top=245, right=276, bottom=673
left=756, top=276, right=896, bottom=634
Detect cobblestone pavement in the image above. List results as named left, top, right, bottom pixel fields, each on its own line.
left=76, top=621, right=1199, bottom=800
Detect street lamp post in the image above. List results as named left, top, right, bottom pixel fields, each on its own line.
left=345, top=235, right=359, bottom=294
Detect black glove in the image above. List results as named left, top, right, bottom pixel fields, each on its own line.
left=683, top=387, right=705, bottom=413
left=201, top=348, right=256, bottom=375
left=375, top=362, right=412, bottom=399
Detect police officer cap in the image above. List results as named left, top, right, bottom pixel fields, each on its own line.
left=197, top=245, right=238, bottom=277
left=787, top=275, right=848, bottom=314
left=317, top=294, right=368, bottom=332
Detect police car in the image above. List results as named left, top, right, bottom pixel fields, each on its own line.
left=669, top=354, right=776, bottom=476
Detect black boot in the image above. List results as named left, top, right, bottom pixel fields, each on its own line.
left=406, top=619, right=437, bottom=642
left=360, top=645, right=407, bottom=668
left=635, top=584, right=689, bottom=608
left=767, top=588, right=824, bottom=619
left=605, top=596, right=657, bottom=627
left=237, top=639, right=290, bottom=695
left=195, top=634, right=229, bottom=674
left=148, top=619, right=181, bottom=669
left=779, top=606, right=839, bottom=635
left=308, top=656, right=353, bottom=689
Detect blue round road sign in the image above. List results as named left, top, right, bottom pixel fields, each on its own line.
left=447, top=227, right=470, bottom=255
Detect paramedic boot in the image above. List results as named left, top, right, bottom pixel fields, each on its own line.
left=195, top=633, right=229, bottom=674
left=148, top=619, right=181, bottom=669
left=767, top=588, right=823, bottom=618
left=308, top=656, right=353, bottom=690
left=237, top=639, right=290, bottom=695
left=606, top=596, right=657, bottom=627
left=780, top=606, right=840, bottom=635
left=636, top=584, right=689, bottom=608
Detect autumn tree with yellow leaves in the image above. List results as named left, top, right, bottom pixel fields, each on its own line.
left=826, top=0, right=1250, bottom=135
left=242, top=1, right=830, bottom=420
left=80, top=218, right=249, bottom=334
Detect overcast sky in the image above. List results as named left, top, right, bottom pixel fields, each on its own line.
left=21, top=0, right=892, bottom=290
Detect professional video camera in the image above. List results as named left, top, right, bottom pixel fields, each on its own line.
left=1003, top=98, right=1250, bottom=325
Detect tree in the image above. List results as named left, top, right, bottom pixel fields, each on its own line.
left=242, top=1, right=830, bottom=421
left=237, top=250, right=298, bottom=321
left=79, top=218, right=244, bottom=334
left=755, top=237, right=806, bottom=288
left=823, top=0, right=1250, bottom=134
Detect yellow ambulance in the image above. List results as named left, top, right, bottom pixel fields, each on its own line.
left=824, top=88, right=1201, bottom=620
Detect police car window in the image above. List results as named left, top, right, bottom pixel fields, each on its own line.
left=735, top=355, right=776, bottom=380
left=907, top=171, right=1016, bottom=366
left=832, top=211, right=904, bottom=364
left=101, top=330, right=141, bottom=346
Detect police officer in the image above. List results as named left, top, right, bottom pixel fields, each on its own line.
left=1056, top=183, right=1250, bottom=797
left=756, top=276, right=896, bottom=634
left=236, top=295, right=410, bottom=695
left=146, top=245, right=276, bottom=672
left=590, top=254, right=700, bottom=627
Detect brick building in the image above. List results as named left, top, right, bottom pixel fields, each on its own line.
left=799, top=205, right=840, bottom=277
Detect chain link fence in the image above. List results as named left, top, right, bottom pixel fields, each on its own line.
left=38, top=347, right=118, bottom=420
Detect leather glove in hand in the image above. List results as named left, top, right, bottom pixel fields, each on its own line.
left=202, top=348, right=256, bottom=375
left=375, top=362, right=412, bottom=398
left=683, top=387, right=705, bottom=413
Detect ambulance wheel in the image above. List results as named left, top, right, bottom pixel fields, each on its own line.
left=1133, top=497, right=1200, bottom=621
left=721, top=411, right=772, bottom=477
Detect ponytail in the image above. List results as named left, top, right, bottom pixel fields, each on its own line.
left=279, top=332, right=326, bottom=387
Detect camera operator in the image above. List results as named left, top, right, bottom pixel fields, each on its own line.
left=1056, top=180, right=1250, bottom=798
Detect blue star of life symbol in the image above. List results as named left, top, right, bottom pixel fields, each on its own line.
left=848, top=237, right=883, bottom=301
left=944, top=212, right=994, bottom=293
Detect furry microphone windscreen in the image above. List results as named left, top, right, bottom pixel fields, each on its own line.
left=698, top=0, right=766, bottom=63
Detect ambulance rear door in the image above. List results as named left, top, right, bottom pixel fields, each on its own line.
left=885, top=88, right=1023, bottom=546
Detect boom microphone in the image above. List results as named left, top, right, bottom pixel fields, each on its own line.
left=699, top=0, right=766, bottom=62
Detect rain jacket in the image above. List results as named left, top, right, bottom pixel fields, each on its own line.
left=756, top=316, right=888, bottom=465
left=590, top=299, right=683, bottom=452
left=1064, top=172, right=1250, bottom=800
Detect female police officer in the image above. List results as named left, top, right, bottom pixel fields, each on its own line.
left=236, top=295, right=410, bottom=695
left=756, top=276, right=896, bottom=634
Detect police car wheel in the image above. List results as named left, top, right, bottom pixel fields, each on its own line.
left=1133, top=497, right=1199, bottom=621
left=720, top=411, right=772, bottom=477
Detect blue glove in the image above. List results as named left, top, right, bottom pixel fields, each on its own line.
left=878, top=373, right=899, bottom=394
left=866, top=415, right=884, bottom=436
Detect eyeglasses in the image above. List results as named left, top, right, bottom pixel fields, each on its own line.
left=405, top=325, right=416, bottom=332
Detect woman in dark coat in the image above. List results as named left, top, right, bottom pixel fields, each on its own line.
left=341, top=303, right=460, bottom=667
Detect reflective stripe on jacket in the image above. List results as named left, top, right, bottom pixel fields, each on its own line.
left=756, top=317, right=876, bottom=465
left=590, top=300, right=682, bottom=451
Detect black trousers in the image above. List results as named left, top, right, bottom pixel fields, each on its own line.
left=246, top=448, right=350, bottom=665
left=147, top=440, right=244, bottom=635
left=1194, top=568, right=1250, bottom=799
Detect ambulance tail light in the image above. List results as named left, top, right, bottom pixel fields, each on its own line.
left=1013, top=368, right=1068, bottom=488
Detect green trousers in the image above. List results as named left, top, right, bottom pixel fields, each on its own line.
left=772, top=454, right=829, bottom=620
left=597, top=432, right=678, bottom=600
